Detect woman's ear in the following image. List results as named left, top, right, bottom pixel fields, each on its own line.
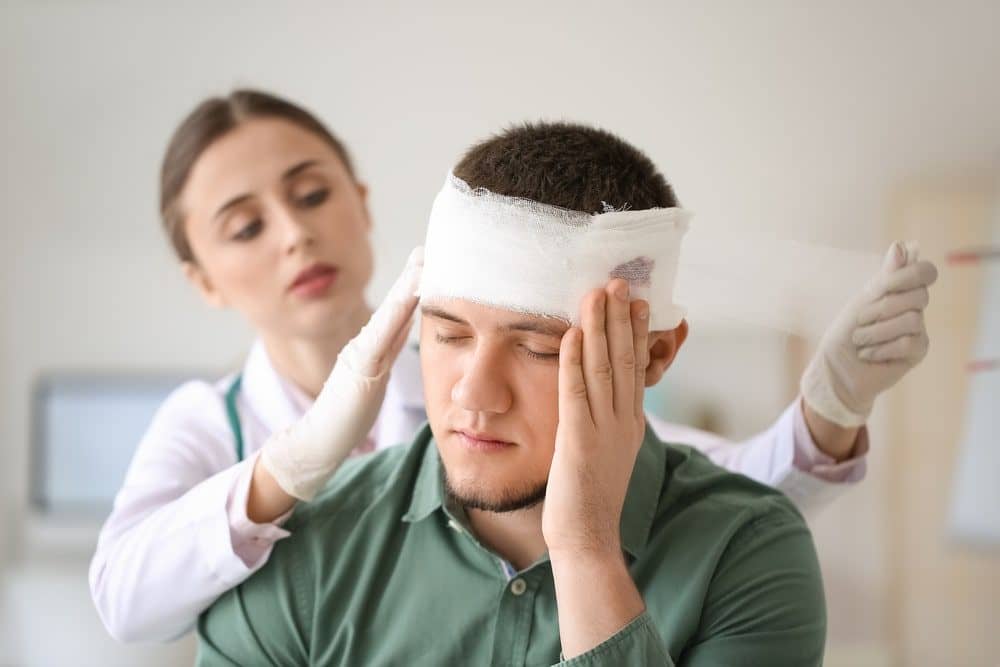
left=355, top=180, right=372, bottom=231
left=645, top=319, right=689, bottom=386
left=182, top=261, right=228, bottom=309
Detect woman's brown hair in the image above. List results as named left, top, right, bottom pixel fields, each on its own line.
left=159, top=89, right=355, bottom=262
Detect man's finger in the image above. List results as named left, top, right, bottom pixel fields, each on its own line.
left=605, top=279, right=635, bottom=418
left=631, top=300, right=650, bottom=421
left=558, top=327, right=594, bottom=427
left=857, top=287, right=929, bottom=326
left=581, top=289, right=615, bottom=422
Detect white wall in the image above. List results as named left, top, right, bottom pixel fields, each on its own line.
left=2, top=1, right=999, bottom=664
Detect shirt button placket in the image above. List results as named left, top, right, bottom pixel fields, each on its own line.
left=492, top=575, right=535, bottom=666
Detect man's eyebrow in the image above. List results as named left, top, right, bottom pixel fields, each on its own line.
left=502, top=320, right=566, bottom=338
left=420, top=305, right=468, bottom=325
left=421, top=305, right=565, bottom=337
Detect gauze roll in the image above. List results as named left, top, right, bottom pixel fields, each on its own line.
left=420, top=173, right=691, bottom=330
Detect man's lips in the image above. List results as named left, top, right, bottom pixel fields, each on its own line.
left=453, top=429, right=515, bottom=451
left=288, top=263, right=338, bottom=296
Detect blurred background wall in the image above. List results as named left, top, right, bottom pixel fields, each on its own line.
left=1, top=1, right=998, bottom=665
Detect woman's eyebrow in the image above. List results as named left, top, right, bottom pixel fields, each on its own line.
left=282, top=159, right=320, bottom=181
left=214, top=194, right=252, bottom=222
left=213, top=160, right=322, bottom=222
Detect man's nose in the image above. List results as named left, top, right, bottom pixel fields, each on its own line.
left=451, top=343, right=513, bottom=415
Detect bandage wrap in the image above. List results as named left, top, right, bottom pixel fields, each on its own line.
left=420, top=173, right=691, bottom=330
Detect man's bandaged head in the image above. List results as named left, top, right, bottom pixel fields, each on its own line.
left=420, top=172, right=691, bottom=330
left=419, top=121, right=884, bottom=346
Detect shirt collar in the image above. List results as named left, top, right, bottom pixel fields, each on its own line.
left=400, top=422, right=668, bottom=560
left=401, top=427, right=444, bottom=523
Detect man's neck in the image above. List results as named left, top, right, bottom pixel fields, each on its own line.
left=465, top=504, right=548, bottom=572
left=260, top=302, right=372, bottom=399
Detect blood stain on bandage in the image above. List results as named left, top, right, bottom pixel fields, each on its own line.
left=610, top=256, right=654, bottom=287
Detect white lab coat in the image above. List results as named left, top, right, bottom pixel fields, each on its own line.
left=90, top=340, right=865, bottom=642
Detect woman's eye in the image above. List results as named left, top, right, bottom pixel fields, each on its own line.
left=232, top=219, right=263, bottom=242
left=297, top=188, right=330, bottom=208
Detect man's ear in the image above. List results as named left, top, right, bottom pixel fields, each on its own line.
left=182, top=261, right=228, bottom=309
left=645, top=319, right=688, bottom=387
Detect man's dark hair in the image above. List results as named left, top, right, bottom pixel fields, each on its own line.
left=452, top=121, right=678, bottom=213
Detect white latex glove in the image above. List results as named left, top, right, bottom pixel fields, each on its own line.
left=801, top=241, right=939, bottom=427
left=261, top=246, right=423, bottom=500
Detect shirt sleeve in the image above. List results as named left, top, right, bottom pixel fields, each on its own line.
left=554, top=612, right=676, bottom=666
left=677, top=500, right=827, bottom=666
left=197, top=527, right=312, bottom=667
left=88, top=382, right=291, bottom=643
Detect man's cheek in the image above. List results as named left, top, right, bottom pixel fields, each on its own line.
left=516, top=371, right=560, bottom=433
left=426, top=355, right=460, bottom=415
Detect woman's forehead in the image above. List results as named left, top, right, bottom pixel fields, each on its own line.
left=183, top=119, right=343, bottom=211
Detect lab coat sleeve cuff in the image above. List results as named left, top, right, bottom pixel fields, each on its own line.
left=791, top=397, right=868, bottom=484
left=225, top=451, right=293, bottom=569
left=196, top=458, right=290, bottom=587
left=765, top=401, right=867, bottom=516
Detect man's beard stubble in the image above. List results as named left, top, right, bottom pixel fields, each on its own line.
left=442, top=466, right=548, bottom=513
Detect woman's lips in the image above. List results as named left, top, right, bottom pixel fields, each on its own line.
left=289, top=264, right=338, bottom=298
left=454, top=430, right=514, bottom=452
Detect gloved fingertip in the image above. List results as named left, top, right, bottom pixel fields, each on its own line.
left=397, top=246, right=425, bottom=297
left=408, top=245, right=425, bottom=267
left=903, top=240, right=920, bottom=264
left=883, top=241, right=906, bottom=271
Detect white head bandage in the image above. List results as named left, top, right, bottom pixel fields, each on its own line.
left=420, top=173, right=692, bottom=330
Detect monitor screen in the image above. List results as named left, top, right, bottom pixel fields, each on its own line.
left=31, top=375, right=198, bottom=515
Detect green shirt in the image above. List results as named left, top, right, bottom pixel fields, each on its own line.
left=198, top=424, right=826, bottom=666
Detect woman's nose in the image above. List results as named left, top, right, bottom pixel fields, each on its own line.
left=275, top=205, right=316, bottom=254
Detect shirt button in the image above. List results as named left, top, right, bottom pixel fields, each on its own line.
left=510, top=578, right=527, bottom=596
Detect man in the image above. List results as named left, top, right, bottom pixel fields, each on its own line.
left=197, top=122, right=923, bottom=665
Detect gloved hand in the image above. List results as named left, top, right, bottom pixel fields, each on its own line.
left=261, top=246, right=423, bottom=500
left=801, top=241, right=938, bottom=427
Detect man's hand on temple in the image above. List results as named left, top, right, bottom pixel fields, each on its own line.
left=543, top=278, right=649, bottom=659
left=801, top=241, right=938, bottom=459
